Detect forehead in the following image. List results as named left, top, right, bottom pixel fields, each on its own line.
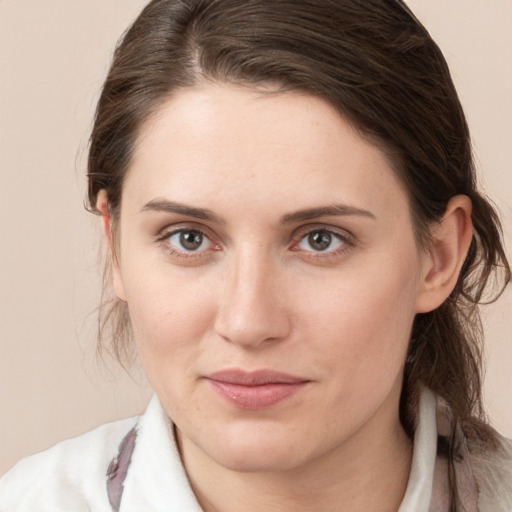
left=124, top=83, right=409, bottom=220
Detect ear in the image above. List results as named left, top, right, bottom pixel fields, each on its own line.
left=96, top=190, right=127, bottom=302
left=415, top=195, right=473, bottom=313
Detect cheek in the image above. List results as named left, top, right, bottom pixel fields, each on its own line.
left=121, top=262, right=217, bottom=369
left=123, top=273, right=219, bottom=412
left=302, top=249, right=420, bottom=380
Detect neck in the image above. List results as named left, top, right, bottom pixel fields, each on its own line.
left=177, top=393, right=413, bottom=512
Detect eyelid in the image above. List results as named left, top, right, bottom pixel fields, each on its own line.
left=289, top=224, right=356, bottom=257
left=155, top=222, right=222, bottom=259
left=291, top=223, right=355, bottom=244
left=155, top=222, right=218, bottom=243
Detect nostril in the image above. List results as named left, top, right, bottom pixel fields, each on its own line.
left=213, top=300, right=290, bottom=349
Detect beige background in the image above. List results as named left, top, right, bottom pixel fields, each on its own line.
left=0, top=0, right=510, bottom=477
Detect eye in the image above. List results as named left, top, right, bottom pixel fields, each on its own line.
left=168, top=229, right=212, bottom=253
left=297, top=229, right=345, bottom=252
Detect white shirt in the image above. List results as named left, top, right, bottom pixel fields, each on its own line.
left=0, top=388, right=506, bottom=511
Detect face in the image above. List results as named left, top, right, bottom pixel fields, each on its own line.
left=111, top=83, right=429, bottom=473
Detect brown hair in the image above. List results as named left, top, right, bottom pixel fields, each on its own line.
left=87, top=1, right=510, bottom=508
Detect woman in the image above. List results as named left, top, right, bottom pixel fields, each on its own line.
left=1, top=0, right=511, bottom=511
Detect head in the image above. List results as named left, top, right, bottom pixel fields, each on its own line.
left=88, top=0, right=509, bottom=505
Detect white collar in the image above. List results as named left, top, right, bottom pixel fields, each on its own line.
left=120, top=389, right=438, bottom=511
left=398, top=388, right=438, bottom=511
left=120, top=394, right=203, bottom=511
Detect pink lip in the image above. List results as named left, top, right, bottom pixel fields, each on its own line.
left=205, top=369, right=310, bottom=410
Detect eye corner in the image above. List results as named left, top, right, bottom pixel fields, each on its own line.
left=153, top=224, right=223, bottom=263
left=288, top=225, right=356, bottom=262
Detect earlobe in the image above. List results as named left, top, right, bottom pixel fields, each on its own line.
left=415, top=195, right=473, bottom=313
left=96, top=190, right=127, bottom=303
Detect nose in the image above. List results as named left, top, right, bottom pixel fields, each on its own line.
left=213, top=248, right=292, bottom=349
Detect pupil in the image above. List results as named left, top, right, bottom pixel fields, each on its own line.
left=180, top=231, right=202, bottom=250
left=309, top=231, right=331, bottom=251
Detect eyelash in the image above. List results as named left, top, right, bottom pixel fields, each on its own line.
left=156, top=224, right=355, bottom=262
left=156, top=224, right=220, bottom=261
left=291, top=226, right=354, bottom=260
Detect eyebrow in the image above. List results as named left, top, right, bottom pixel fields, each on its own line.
left=280, top=205, right=376, bottom=224
left=141, top=199, right=225, bottom=224
left=141, top=199, right=375, bottom=224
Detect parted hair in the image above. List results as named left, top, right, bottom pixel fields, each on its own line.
left=87, top=1, right=510, bottom=509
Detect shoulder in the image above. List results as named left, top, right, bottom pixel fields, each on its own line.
left=0, top=415, right=139, bottom=512
left=470, top=434, right=512, bottom=511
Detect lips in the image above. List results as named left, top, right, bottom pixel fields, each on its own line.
left=205, top=369, right=310, bottom=410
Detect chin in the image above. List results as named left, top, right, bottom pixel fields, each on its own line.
left=202, top=429, right=313, bottom=473
left=215, top=448, right=308, bottom=474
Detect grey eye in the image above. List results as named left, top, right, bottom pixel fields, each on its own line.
left=298, top=230, right=343, bottom=252
left=169, top=230, right=211, bottom=252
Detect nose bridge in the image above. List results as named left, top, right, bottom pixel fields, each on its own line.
left=214, top=243, right=290, bottom=348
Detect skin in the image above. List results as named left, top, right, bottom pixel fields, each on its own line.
left=98, top=83, right=473, bottom=512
